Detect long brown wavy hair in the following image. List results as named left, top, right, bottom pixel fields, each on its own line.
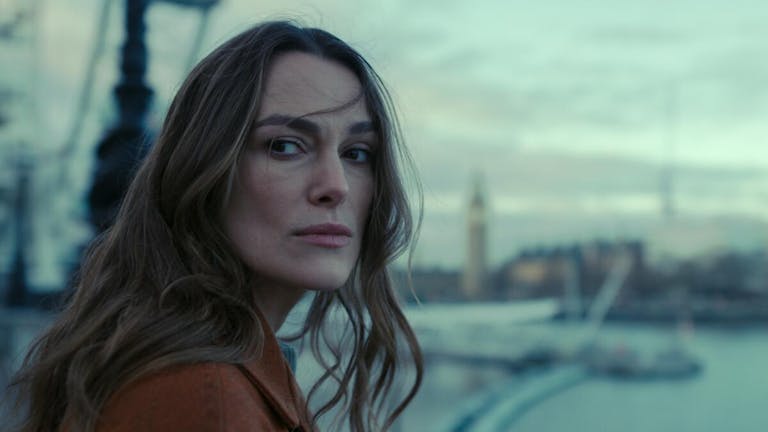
left=10, top=21, right=422, bottom=432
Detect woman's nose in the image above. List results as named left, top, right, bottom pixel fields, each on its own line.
left=308, top=154, right=349, bottom=207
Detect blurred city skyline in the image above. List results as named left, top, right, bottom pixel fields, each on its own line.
left=4, top=0, right=768, bottom=281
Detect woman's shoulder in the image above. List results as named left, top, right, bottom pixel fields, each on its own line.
left=96, top=362, right=282, bottom=431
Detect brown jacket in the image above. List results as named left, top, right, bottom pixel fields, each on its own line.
left=92, top=321, right=314, bottom=431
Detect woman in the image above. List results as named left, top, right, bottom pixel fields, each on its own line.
left=12, top=21, right=423, bottom=432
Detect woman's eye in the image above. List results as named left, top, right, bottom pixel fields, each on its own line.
left=269, top=139, right=303, bottom=157
left=343, top=147, right=372, bottom=163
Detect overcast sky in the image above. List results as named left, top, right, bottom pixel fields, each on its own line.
left=8, top=0, right=768, bottom=274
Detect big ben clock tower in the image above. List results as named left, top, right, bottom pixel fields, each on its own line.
left=462, top=173, right=487, bottom=300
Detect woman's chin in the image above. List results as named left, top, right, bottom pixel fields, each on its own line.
left=266, top=265, right=353, bottom=293
left=301, top=273, right=352, bottom=292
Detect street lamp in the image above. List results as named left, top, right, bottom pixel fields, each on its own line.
left=88, top=0, right=220, bottom=232
left=88, top=0, right=153, bottom=232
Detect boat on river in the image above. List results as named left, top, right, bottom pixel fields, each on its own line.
left=581, top=343, right=702, bottom=380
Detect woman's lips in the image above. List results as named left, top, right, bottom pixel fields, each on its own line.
left=294, top=223, right=352, bottom=248
left=296, top=233, right=351, bottom=248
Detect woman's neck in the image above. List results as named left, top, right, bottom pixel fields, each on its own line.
left=252, top=283, right=307, bottom=332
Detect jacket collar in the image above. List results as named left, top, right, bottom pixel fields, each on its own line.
left=237, top=307, right=313, bottom=431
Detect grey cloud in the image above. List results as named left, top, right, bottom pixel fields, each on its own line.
left=416, top=147, right=766, bottom=199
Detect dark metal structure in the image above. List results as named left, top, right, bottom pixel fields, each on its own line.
left=88, top=0, right=154, bottom=231
left=88, top=0, right=221, bottom=232
left=5, top=159, right=31, bottom=307
left=3, top=0, right=221, bottom=307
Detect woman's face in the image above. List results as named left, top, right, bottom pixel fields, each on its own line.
left=224, top=52, right=375, bottom=293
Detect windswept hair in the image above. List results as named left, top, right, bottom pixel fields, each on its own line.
left=11, top=21, right=422, bottom=432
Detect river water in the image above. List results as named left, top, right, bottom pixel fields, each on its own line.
left=396, top=323, right=768, bottom=432
left=3, top=311, right=766, bottom=431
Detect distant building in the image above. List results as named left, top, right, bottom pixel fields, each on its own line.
left=495, top=240, right=648, bottom=307
left=392, top=266, right=462, bottom=303
left=462, top=173, right=487, bottom=301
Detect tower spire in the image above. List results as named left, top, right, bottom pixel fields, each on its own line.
left=462, top=172, right=488, bottom=301
left=661, top=82, right=678, bottom=221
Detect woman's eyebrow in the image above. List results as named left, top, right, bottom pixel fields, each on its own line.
left=255, top=114, right=374, bottom=135
left=349, top=121, right=374, bottom=135
left=255, top=114, right=319, bottom=134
